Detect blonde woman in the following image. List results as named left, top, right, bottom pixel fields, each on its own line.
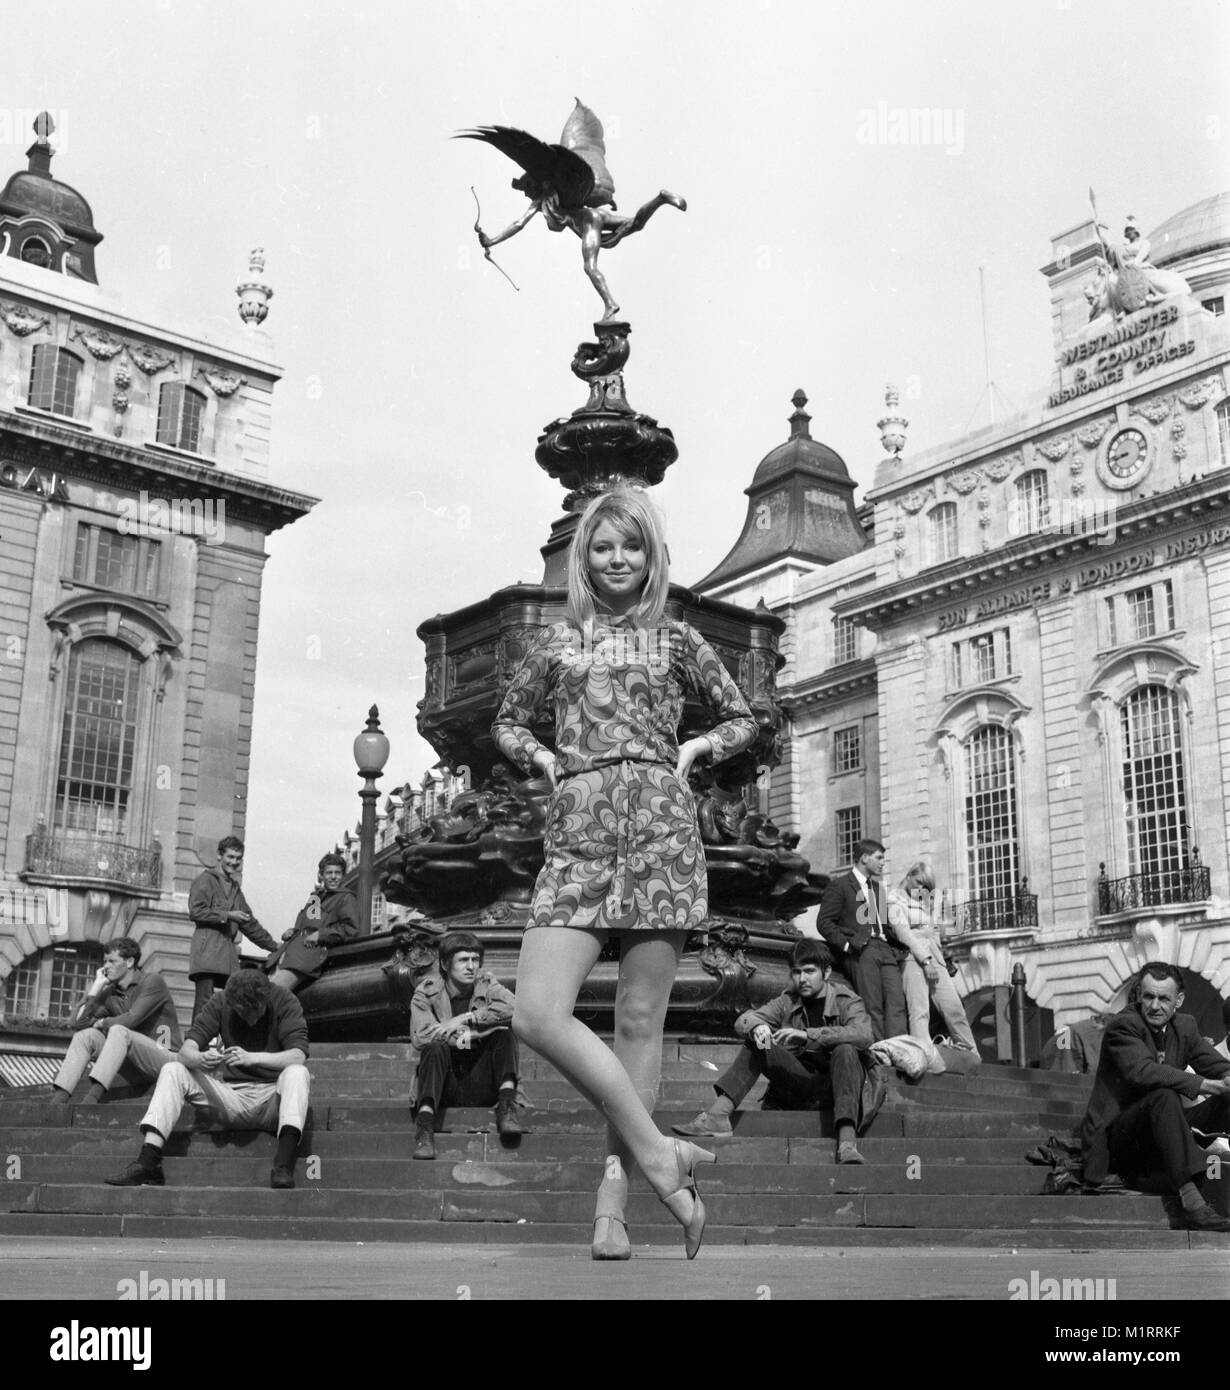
left=492, top=487, right=757, bottom=1259
left=887, top=863, right=976, bottom=1049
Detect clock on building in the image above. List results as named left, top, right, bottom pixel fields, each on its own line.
left=1097, top=426, right=1152, bottom=490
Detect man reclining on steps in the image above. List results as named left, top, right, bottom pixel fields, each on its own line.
left=673, top=938, right=875, bottom=1164
left=1078, top=960, right=1230, bottom=1231
left=50, top=937, right=182, bottom=1105
left=409, top=931, right=522, bottom=1159
left=105, top=970, right=310, bottom=1191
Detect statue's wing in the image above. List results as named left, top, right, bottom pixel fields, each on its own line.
left=455, top=125, right=594, bottom=209
left=559, top=100, right=615, bottom=207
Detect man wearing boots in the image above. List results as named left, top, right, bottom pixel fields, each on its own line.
left=50, top=938, right=182, bottom=1105
left=673, top=938, right=875, bottom=1163
left=410, top=931, right=521, bottom=1159
left=1079, top=961, right=1230, bottom=1230
left=105, top=970, right=310, bottom=1190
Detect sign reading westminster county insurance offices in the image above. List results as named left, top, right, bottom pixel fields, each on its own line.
left=1048, top=303, right=1195, bottom=409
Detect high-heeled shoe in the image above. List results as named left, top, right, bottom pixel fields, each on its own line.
left=657, top=1139, right=716, bottom=1260
left=592, top=1156, right=631, bottom=1261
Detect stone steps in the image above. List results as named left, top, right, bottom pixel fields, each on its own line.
left=0, top=1042, right=1218, bottom=1249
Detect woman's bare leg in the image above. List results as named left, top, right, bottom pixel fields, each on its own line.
left=513, top=926, right=692, bottom=1198
left=606, top=931, right=686, bottom=1175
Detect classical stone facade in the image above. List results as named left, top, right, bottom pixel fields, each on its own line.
left=698, top=193, right=1230, bottom=1056
left=0, top=125, right=314, bottom=1066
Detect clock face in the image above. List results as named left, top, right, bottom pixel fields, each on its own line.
left=1098, top=427, right=1152, bottom=489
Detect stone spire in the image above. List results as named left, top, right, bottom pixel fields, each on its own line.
left=877, top=383, right=909, bottom=457
left=236, top=247, right=273, bottom=327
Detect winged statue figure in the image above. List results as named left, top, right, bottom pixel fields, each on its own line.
left=456, top=99, right=686, bottom=320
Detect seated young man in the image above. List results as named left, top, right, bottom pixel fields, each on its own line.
left=673, top=938, right=874, bottom=1164
left=105, top=970, right=310, bottom=1191
left=51, top=937, right=182, bottom=1104
left=410, top=931, right=521, bottom=1160
left=1079, top=961, right=1230, bottom=1230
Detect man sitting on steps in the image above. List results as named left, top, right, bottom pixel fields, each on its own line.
left=673, top=938, right=874, bottom=1164
left=105, top=969, right=310, bottom=1191
left=50, top=937, right=182, bottom=1105
left=1078, top=961, right=1230, bottom=1231
left=409, top=931, right=522, bottom=1160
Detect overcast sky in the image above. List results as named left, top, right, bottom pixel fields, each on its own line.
left=3, top=0, right=1227, bottom=923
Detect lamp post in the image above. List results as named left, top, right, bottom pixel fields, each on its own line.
left=353, top=705, right=390, bottom=936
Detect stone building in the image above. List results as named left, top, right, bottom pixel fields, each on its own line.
left=698, top=193, right=1230, bottom=1058
left=0, top=120, right=315, bottom=1074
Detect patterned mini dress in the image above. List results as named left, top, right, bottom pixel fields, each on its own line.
left=491, top=613, right=756, bottom=932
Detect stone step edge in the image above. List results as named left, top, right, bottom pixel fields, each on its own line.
left=0, top=1212, right=1217, bottom=1249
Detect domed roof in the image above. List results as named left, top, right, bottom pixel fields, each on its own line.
left=1147, top=192, right=1230, bottom=269
left=0, top=168, right=97, bottom=234
left=694, top=390, right=868, bottom=591
left=752, top=390, right=854, bottom=486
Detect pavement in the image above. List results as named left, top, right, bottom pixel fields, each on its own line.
left=3, top=1234, right=1225, bottom=1301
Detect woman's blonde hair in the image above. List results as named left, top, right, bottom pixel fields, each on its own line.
left=903, top=862, right=935, bottom=892
left=566, top=486, right=669, bottom=629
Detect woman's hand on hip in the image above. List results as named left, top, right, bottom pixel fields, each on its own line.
left=531, top=749, right=559, bottom=789
left=675, top=737, right=711, bottom=780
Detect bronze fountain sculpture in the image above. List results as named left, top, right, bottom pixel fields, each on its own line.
left=298, top=102, right=827, bottom=1041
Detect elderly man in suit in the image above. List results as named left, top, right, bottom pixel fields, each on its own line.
left=818, top=838, right=907, bottom=1041
left=1079, top=961, right=1230, bottom=1231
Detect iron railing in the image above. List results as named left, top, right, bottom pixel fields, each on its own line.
left=1097, top=862, right=1211, bottom=915
left=24, top=827, right=161, bottom=892
left=954, top=887, right=1038, bottom=934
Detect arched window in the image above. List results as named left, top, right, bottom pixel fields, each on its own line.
left=156, top=382, right=207, bottom=452
left=1120, top=685, right=1188, bottom=879
left=929, top=502, right=959, bottom=565
left=964, top=725, right=1022, bottom=924
left=55, top=639, right=142, bottom=837
left=1, top=944, right=104, bottom=1023
left=1014, top=470, right=1050, bottom=534
left=19, top=235, right=52, bottom=268
left=1216, top=399, right=1230, bottom=470
left=28, top=344, right=82, bottom=416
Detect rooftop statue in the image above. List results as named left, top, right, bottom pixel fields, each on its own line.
left=457, top=100, right=686, bottom=320
left=1086, top=192, right=1191, bottom=321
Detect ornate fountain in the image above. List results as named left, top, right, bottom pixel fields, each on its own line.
left=299, top=106, right=827, bottom=1040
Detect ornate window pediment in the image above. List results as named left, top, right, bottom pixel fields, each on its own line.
left=936, top=686, right=1031, bottom=746
left=1089, top=642, right=1196, bottom=705
left=45, top=593, right=181, bottom=695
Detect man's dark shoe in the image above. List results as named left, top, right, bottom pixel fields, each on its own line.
left=495, top=1094, right=523, bottom=1139
left=105, top=1161, right=164, bottom=1187
left=671, top=1110, right=733, bottom=1138
left=269, top=1166, right=295, bottom=1190
left=413, top=1117, right=436, bottom=1160
left=1182, top=1201, right=1230, bottom=1232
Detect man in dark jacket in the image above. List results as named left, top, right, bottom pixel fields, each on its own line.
left=105, top=970, right=310, bottom=1190
left=265, top=853, right=359, bottom=992
left=188, top=836, right=278, bottom=1018
left=409, top=931, right=520, bottom=1159
left=1078, top=961, right=1230, bottom=1231
left=51, top=937, right=182, bottom=1104
left=673, top=938, right=875, bottom=1163
left=817, top=837, right=907, bottom=1040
